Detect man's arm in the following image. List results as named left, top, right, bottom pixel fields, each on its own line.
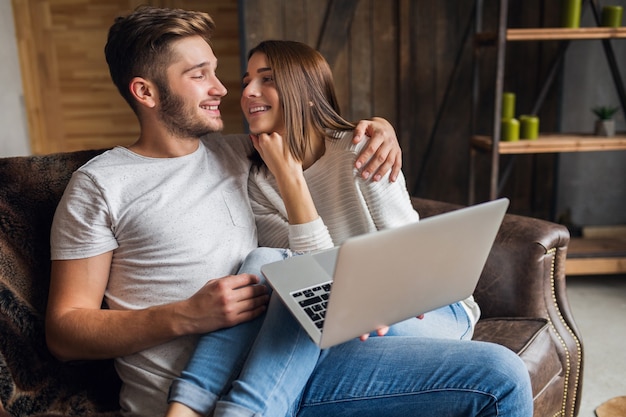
left=46, top=254, right=269, bottom=361
left=352, top=117, right=402, bottom=182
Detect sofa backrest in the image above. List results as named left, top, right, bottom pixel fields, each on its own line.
left=0, top=149, right=122, bottom=415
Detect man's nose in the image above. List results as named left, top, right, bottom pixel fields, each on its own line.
left=210, top=75, right=228, bottom=97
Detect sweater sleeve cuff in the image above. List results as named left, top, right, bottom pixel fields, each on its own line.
left=288, top=217, right=334, bottom=252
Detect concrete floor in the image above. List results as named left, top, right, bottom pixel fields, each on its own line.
left=566, top=274, right=626, bottom=417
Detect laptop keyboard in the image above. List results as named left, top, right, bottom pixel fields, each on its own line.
left=291, top=282, right=332, bottom=330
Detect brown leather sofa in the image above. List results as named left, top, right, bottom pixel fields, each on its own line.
left=0, top=150, right=583, bottom=417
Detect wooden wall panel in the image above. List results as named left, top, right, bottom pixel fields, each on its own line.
left=404, top=1, right=476, bottom=202
left=12, top=0, right=244, bottom=154
left=349, top=1, right=373, bottom=119
left=371, top=0, right=398, bottom=126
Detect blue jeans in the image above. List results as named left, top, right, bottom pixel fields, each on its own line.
left=168, top=248, right=532, bottom=417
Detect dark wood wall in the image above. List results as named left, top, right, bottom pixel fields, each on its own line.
left=241, top=0, right=563, bottom=219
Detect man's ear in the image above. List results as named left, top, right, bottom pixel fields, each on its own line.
left=130, top=77, right=157, bottom=109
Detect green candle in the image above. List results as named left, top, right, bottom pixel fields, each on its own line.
left=601, top=6, right=623, bottom=27
left=562, top=0, right=582, bottom=28
left=501, top=118, right=520, bottom=142
left=502, top=92, right=516, bottom=119
left=520, top=115, right=539, bottom=140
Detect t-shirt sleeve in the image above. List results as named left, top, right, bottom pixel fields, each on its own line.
left=50, top=171, right=118, bottom=260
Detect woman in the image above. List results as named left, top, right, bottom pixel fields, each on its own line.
left=166, top=40, right=526, bottom=417
left=244, top=40, right=478, bottom=340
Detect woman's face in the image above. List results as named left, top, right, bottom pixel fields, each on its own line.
left=241, top=52, right=285, bottom=136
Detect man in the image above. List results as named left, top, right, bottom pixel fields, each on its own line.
left=46, top=4, right=398, bottom=413
left=46, top=5, right=533, bottom=417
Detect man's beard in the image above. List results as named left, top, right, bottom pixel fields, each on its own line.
left=156, top=80, right=223, bottom=138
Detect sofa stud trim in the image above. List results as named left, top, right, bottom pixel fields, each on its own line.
left=546, top=246, right=582, bottom=417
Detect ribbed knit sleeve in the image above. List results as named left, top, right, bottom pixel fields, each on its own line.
left=355, top=157, right=419, bottom=230
left=302, top=132, right=419, bottom=245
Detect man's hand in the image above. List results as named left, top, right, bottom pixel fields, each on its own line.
left=352, top=117, right=402, bottom=182
left=46, top=255, right=270, bottom=362
left=180, top=274, right=270, bottom=334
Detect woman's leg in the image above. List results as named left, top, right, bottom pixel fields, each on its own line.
left=208, top=276, right=477, bottom=416
left=384, top=301, right=473, bottom=340
left=213, top=291, right=321, bottom=417
left=167, top=247, right=287, bottom=415
left=295, top=337, right=533, bottom=417
left=212, top=299, right=474, bottom=416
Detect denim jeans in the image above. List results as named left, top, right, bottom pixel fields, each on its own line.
left=168, top=247, right=533, bottom=417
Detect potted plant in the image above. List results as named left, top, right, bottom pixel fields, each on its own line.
left=592, top=105, right=619, bottom=137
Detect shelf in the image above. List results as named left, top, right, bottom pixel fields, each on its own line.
left=476, top=27, right=626, bottom=44
left=471, top=133, right=626, bottom=154
left=566, top=225, right=626, bottom=275
left=470, top=0, right=626, bottom=276
left=508, top=27, right=626, bottom=41
left=566, top=236, right=626, bottom=275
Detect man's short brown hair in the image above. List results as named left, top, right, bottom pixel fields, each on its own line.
left=104, top=5, right=215, bottom=112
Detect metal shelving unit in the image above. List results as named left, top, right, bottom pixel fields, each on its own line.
left=469, top=0, right=626, bottom=275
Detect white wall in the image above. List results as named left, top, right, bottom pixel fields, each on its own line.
left=557, top=6, right=626, bottom=227
left=0, top=0, right=31, bottom=157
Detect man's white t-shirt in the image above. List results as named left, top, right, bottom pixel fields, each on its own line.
left=50, top=133, right=256, bottom=416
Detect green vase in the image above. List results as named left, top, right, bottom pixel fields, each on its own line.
left=562, top=0, right=582, bottom=28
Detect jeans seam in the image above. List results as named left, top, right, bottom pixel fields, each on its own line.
left=299, top=387, right=498, bottom=407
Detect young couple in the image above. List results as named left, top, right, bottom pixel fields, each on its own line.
left=47, top=5, right=533, bottom=417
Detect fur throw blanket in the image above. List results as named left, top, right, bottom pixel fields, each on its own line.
left=0, top=150, right=121, bottom=416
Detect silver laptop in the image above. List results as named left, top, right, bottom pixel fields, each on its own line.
left=261, top=198, right=509, bottom=349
